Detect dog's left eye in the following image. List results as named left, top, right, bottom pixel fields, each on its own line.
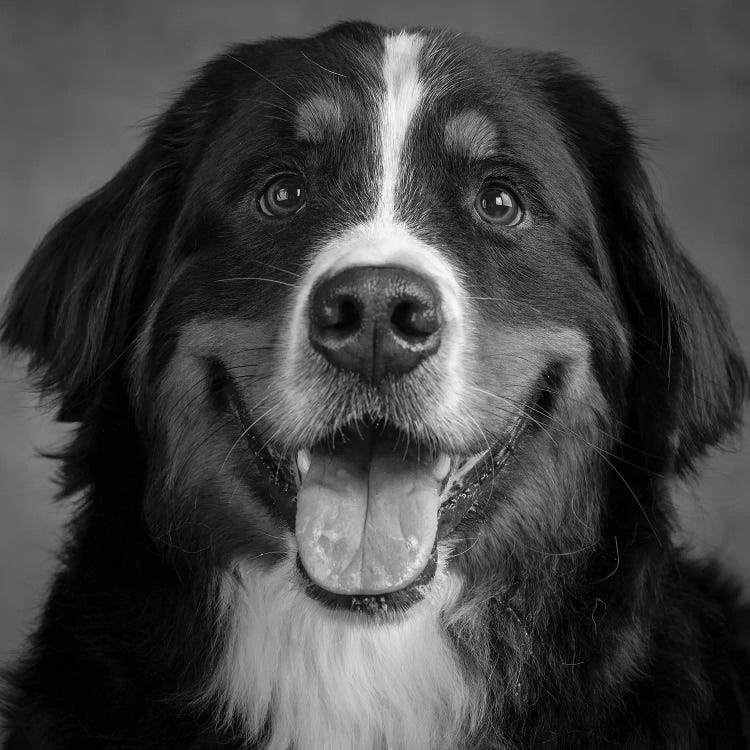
left=475, top=185, right=523, bottom=226
left=258, top=174, right=307, bottom=218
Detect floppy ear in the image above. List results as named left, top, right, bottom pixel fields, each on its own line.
left=1, top=74, right=220, bottom=422
left=536, top=54, right=748, bottom=474
left=613, top=159, right=748, bottom=474
left=2, top=144, right=170, bottom=421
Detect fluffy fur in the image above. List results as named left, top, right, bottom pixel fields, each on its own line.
left=208, top=544, right=480, bottom=750
left=2, top=21, right=750, bottom=750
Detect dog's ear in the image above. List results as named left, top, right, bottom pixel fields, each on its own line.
left=1, top=136, right=177, bottom=422
left=1, top=70, right=222, bottom=422
left=2, top=143, right=169, bottom=422
left=536, top=54, right=748, bottom=474
left=613, top=160, right=748, bottom=474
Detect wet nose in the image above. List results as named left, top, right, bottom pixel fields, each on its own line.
left=308, top=266, right=442, bottom=384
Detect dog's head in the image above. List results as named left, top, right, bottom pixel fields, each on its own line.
left=3, top=22, right=746, bottom=615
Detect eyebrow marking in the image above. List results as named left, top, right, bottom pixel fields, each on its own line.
left=444, top=110, right=497, bottom=160
left=377, top=32, right=425, bottom=223
left=294, top=95, right=345, bottom=143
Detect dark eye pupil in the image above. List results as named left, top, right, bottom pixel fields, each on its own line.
left=476, top=187, right=520, bottom=225
left=261, top=175, right=306, bottom=217
left=274, top=184, right=300, bottom=205
left=483, top=190, right=510, bottom=214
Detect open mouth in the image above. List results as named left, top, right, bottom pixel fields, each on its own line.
left=214, top=361, right=547, bottom=616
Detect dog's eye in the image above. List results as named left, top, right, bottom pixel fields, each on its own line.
left=475, top=185, right=522, bottom=226
left=258, top=174, right=307, bottom=218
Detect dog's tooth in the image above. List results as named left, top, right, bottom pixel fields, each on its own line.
left=432, top=452, right=451, bottom=481
left=297, top=449, right=312, bottom=480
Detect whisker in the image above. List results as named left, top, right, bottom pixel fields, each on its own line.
left=592, top=537, right=621, bottom=583
left=235, top=99, right=298, bottom=119
left=167, top=389, right=275, bottom=481
left=219, top=404, right=278, bottom=473
left=470, top=385, right=660, bottom=544
left=247, top=550, right=287, bottom=563
left=300, top=51, right=348, bottom=77
left=226, top=55, right=300, bottom=104
left=445, top=536, right=481, bottom=559
left=512, top=540, right=596, bottom=557
left=470, top=371, right=657, bottom=464
left=215, top=277, right=297, bottom=288
left=468, top=385, right=560, bottom=448
left=465, top=411, right=498, bottom=496
left=460, top=295, right=546, bottom=316
left=248, top=259, right=302, bottom=278
left=160, top=363, right=272, bottom=430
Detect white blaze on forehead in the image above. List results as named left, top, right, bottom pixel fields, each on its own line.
left=377, top=32, right=425, bottom=222
left=279, top=30, right=472, bottom=440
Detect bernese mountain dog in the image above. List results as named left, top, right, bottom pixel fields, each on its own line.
left=2, top=21, right=749, bottom=750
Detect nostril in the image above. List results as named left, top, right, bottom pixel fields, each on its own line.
left=312, top=288, right=363, bottom=338
left=391, top=300, right=440, bottom=340
left=332, top=297, right=361, bottom=337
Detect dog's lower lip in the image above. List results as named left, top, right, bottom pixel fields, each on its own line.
left=295, top=547, right=438, bottom=617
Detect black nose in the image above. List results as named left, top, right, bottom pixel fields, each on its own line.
left=308, top=266, right=442, bottom=384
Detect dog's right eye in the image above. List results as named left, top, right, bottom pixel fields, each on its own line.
left=475, top=184, right=523, bottom=226
left=258, top=174, right=307, bottom=218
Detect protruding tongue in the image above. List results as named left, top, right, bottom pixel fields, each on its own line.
left=295, top=430, right=443, bottom=595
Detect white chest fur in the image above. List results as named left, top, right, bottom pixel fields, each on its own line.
left=208, top=552, right=480, bottom=750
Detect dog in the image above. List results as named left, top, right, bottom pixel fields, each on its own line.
left=2, top=20, right=749, bottom=750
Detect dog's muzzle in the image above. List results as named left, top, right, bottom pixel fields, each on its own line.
left=297, top=266, right=446, bottom=597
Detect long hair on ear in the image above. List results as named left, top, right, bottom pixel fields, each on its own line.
left=612, top=164, right=748, bottom=474
left=534, top=53, right=748, bottom=475
left=2, top=147, right=171, bottom=423
left=0, top=62, right=228, bottom=426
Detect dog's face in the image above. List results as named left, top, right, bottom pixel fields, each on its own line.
left=145, top=28, right=633, bottom=610
left=3, top=23, right=745, bottom=619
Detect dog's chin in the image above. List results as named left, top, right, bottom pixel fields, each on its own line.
left=214, top=361, right=550, bottom=619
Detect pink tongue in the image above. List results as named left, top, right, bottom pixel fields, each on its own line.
left=295, top=433, right=442, bottom=595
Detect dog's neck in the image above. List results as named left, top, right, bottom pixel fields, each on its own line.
left=204, top=550, right=485, bottom=750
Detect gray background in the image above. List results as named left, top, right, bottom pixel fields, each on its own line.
left=1, top=0, right=748, bottom=666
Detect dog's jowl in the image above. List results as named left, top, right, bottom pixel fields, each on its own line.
left=2, top=21, right=749, bottom=750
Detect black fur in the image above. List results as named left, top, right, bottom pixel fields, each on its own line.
left=2, top=21, right=749, bottom=749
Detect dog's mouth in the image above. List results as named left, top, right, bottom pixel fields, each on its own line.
left=292, top=413, right=531, bottom=615
left=215, top=362, right=548, bottom=615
